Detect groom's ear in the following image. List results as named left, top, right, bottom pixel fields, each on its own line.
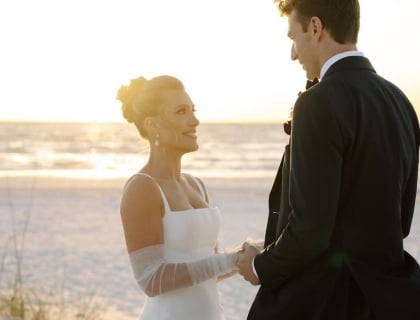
left=310, top=16, right=323, bottom=41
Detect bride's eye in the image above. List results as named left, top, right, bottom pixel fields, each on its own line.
left=176, top=108, right=186, bottom=115
left=176, top=105, right=195, bottom=115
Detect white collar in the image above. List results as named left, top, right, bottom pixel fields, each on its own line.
left=320, top=50, right=364, bottom=80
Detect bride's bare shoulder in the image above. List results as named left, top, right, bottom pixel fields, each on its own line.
left=121, top=173, right=162, bottom=215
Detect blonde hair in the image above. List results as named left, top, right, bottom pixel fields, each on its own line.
left=116, top=75, right=185, bottom=138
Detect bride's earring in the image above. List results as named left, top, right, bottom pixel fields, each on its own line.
left=154, top=133, right=160, bottom=147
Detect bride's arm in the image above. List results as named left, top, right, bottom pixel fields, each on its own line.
left=129, top=245, right=239, bottom=297
left=121, top=175, right=238, bottom=297
left=215, top=242, right=243, bottom=281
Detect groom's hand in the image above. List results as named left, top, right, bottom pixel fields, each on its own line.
left=237, top=243, right=260, bottom=285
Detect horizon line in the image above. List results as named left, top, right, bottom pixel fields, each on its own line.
left=0, top=118, right=287, bottom=125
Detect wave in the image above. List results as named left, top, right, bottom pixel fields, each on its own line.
left=1, top=122, right=288, bottom=178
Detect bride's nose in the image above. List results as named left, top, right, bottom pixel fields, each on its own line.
left=190, top=112, right=200, bottom=127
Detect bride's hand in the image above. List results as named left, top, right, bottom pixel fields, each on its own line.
left=237, top=244, right=261, bottom=285
left=241, top=237, right=264, bottom=252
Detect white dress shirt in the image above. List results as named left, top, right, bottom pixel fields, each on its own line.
left=320, top=50, right=364, bottom=80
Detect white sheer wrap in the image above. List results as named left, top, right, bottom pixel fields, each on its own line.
left=129, top=244, right=238, bottom=297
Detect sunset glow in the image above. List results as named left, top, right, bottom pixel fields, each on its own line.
left=0, top=0, right=418, bottom=123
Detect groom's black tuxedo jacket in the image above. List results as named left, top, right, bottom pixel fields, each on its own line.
left=248, top=56, right=420, bottom=320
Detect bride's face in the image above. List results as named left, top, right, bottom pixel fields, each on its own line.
left=156, top=89, right=200, bottom=153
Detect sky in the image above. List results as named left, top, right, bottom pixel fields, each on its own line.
left=0, top=0, right=419, bottom=123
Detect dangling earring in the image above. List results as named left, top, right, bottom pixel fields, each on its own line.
left=154, top=133, right=160, bottom=147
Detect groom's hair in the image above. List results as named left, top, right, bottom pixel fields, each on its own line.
left=276, top=0, right=360, bottom=44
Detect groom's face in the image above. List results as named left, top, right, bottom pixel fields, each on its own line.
left=287, top=10, right=319, bottom=80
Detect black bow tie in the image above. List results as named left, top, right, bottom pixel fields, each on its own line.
left=283, top=78, right=320, bottom=135
left=305, top=78, right=319, bottom=89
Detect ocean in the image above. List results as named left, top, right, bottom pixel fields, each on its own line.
left=0, top=121, right=289, bottom=179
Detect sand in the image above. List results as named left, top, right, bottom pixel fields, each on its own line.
left=1, top=175, right=419, bottom=320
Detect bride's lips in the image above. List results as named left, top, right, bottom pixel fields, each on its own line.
left=184, top=131, right=197, bottom=138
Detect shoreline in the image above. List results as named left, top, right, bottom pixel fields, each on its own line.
left=0, top=174, right=274, bottom=190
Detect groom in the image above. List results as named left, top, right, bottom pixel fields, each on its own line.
left=237, top=0, right=420, bottom=319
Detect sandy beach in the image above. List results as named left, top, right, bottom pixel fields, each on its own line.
left=0, top=176, right=273, bottom=320
left=1, top=175, right=419, bottom=320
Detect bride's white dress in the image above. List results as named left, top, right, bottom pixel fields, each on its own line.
left=139, top=176, right=226, bottom=320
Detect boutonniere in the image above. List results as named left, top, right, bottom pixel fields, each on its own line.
left=283, top=78, right=319, bottom=135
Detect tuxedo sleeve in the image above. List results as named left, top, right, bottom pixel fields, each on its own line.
left=254, top=91, right=344, bottom=290
left=401, top=110, right=420, bottom=238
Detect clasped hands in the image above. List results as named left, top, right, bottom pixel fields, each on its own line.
left=233, top=238, right=264, bottom=286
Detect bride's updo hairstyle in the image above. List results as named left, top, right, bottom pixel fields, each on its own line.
left=116, top=75, right=185, bottom=139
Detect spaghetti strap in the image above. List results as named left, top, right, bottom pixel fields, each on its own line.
left=131, top=173, right=171, bottom=214
left=184, top=173, right=206, bottom=199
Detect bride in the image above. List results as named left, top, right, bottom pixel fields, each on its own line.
left=116, top=75, right=241, bottom=320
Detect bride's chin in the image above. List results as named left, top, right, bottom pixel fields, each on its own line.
left=185, top=145, right=199, bottom=153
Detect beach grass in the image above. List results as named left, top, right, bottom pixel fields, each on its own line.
left=0, top=286, right=104, bottom=320
left=0, top=182, right=105, bottom=320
